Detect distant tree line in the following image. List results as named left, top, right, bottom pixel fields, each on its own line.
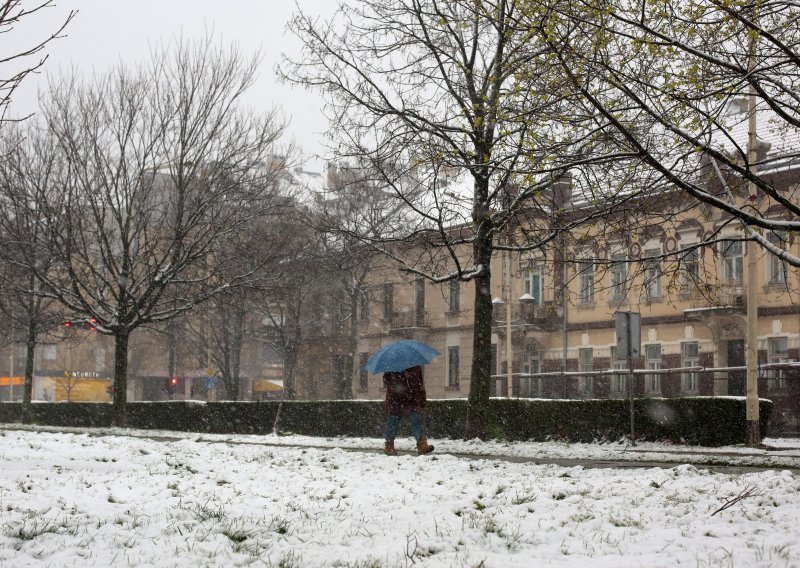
left=0, top=32, right=371, bottom=425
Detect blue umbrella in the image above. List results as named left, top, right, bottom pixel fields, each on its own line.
left=365, top=340, right=440, bottom=373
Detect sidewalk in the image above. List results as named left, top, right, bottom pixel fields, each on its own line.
left=238, top=438, right=800, bottom=475
left=4, top=423, right=800, bottom=475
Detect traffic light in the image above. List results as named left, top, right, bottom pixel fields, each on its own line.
left=64, top=317, right=98, bottom=331
left=165, top=375, right=181, bottom=398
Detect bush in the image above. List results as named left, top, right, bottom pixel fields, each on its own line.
left=0, top=396, right=772, bottom=446
left=480, top=397, right=772, bottom=445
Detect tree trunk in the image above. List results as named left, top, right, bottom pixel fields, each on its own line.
left=230, top=308, right=244, bottom=400
left=465, top=218, right=495, bottom=440
left=21, top=319, right=37, bottom=424
left=339, top=292, right=358, bottom=400
left=167, top=321, right=176, bottom=379
left=113, top=330, right=129, bottom=427
left=283, top=345, right=298, bottom=400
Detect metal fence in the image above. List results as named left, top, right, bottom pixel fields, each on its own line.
left=491, top=362, right=800, bottom=441
left=491, top=361, right=800, bottom=398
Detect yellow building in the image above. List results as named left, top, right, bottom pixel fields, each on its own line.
left=351, top=176, right=800, bottom=434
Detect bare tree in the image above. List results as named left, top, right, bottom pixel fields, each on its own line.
left=1, top=1, right=74, bottom=123
left=16, top=37, right=289, bottom=425
left=182, top=210, right=294, bottom=400
left=517, top=0, right=800, bottom=446
left=308, top=163, right=406, bottom=399
left=523, top=0, right=800, bottom=262
left=260, top=211, right=328, bottom=401
left=0, top=123, right=67, bottom=422
left=281, top=0, right=647, bottom=439
left=181, top=289, right=250, bottom=400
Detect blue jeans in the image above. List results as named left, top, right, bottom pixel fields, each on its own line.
left=385, top=409, right=425, bottom=442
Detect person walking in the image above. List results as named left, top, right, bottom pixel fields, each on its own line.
left=383, top=365, right=434, bottom=456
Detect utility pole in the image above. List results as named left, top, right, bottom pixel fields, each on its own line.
left=505, top=250, right=513, bottom=398
left=744, top=11, right=761, bottom=448
left=615, top=312, right=640, bottom=446
left=562, top=247, right=568, bottom=398
left=9, top=350, right=13, bottom=402
left=9, top=321, right=13, bottom=402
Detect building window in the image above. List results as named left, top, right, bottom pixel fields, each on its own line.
left=645, top=344, right=662, bottom=394
left=610, top=346, right=627, bottom=393
left=643, top=248, right=661, bottom=299
left=577, top=257, right=595, bottom=305
left=95, top=347, right=106, bottom=373
left=768, top=337, right=789, bottom=391
left=578, top=347, right=593, bottom=395
left=679, top=245, right=699, bottom=292
left=448, top=280, right=460, bottom=313
left=359, top=287, right=370, bottom=323
left=44, top=344, right=57, bottom=360
left=721, top=240, right=744, bottom=286
left=415, top=278, right=426, bottom=326
left=611, top=252, right=627, bottom=300
left=358, top=352, right=369, bottom=391
left=382, top=283, right=394, bottom=320
left=523, top=261, right=544, bottom=305
left=447, top=346, right=460, bottom=388
left=767, top=231, right=788, bottom=286
left=520, top=344, right=541, bottom=397
left=681, top=342, right=699, bottom=394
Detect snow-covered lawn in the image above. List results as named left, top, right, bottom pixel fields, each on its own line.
left=0, top=427, right=799, bottom=567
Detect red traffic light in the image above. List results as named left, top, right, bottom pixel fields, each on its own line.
left=64, top=320, right=71, bottom=328
left=170, top=376, right=178, bottom=386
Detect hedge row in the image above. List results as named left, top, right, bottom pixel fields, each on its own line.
left=0, top=397, right=772, bottom=446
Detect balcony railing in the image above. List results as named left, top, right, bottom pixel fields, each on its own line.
left=493, top=301, right=560, bottom=328
left=389, top=310, right=430, bottom=330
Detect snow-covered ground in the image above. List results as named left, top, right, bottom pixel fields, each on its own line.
left=1, top=426, right=799, bottom=567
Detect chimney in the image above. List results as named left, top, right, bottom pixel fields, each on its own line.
left=750, top=137, right=772, bottom=163
left=326, top=162, right=338, bottom=189
left=552, top=172, right=572, bottom=208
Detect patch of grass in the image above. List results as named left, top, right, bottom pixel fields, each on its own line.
left=8, top=516, right=60, bottom=541
left=511, top=490, right=536, bottom=505
left=190, top=500, right=228, bottom=523
left=270, top=515, right=292, bottom=535
left=332, top=558, right=384, bottom=568
left=276, top=549, right=303, bottom=567
left=609, top=515, right=642, bottom=529
left=566, top=511, right=595, bottom=524
left=222, top=528, right=248, bottom=543
left=483, top=517, right=501, bottom=534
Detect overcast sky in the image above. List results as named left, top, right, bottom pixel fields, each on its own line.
left=9, top=0, right=336, bottom=169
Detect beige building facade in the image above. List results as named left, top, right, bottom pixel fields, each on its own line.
left=353, top=185, right=800, bottom=434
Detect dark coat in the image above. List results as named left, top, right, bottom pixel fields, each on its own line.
left=383, top=365, right=427, bottom=416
